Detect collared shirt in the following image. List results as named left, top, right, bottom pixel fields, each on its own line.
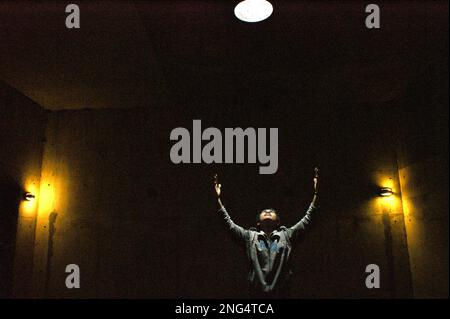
left=218, top=202, right=317, bottom=292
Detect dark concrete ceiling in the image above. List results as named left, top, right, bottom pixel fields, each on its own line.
left=0, top=0, right=448, bottom=110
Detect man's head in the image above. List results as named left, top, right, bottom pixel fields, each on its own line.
left=256, top=208, right=280, bottom=228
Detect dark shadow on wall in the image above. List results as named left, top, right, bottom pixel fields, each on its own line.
left=0, top=172, right=21, bottom=298
left=44, top=211, right=57, bottom=296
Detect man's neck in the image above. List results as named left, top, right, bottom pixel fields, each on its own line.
left=261, top=226, right=276, bottom=235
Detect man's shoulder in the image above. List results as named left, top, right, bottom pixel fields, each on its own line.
left=275, top=226, right=291, bottom=237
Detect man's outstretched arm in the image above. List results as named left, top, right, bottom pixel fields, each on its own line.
left=288, top=168, right=320, bottom=238
left=215, top=175, right=249, bottom=241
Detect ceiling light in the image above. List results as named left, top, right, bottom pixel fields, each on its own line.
left=234, top=0, right=273, bottom=23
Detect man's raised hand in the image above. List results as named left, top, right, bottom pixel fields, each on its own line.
left=214, top=174, right=221, bottom=198
left=313, top=167, right=319, bottom=194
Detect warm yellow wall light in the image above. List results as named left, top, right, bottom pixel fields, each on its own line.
left=24, top=192, right=36, bottom=201
left=379, top=187, right=393, bottom=197
left=20, top=186, right=38, bottom=216
left=370, top=175, right=402, bottom=214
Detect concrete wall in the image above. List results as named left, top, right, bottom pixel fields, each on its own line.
left=27, top=101, right=417, bottom=298
left=1, top=70, right=447, bottom=298
left=2, top=77, right=446, bottom=298
left=31, top=108, right=180, bottom=298
left=0, top=80, right=47, bottom=297
left=396, top=64, right=449, bottom=298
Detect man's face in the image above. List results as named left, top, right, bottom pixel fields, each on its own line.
left=259, top=209, right=279, bottom=223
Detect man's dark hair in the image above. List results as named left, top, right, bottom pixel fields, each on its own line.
left=256, top=208, right=280, bottom=223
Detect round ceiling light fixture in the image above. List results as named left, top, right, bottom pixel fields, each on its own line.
left=234, top=0, right=273, bottom=23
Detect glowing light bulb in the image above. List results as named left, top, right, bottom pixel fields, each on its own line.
left=234, top=0, right=273, bottom=23
left=379, top=187, right=393, bottom=197
left=24, top=192, right=36, bottom=201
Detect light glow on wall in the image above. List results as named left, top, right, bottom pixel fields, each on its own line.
left=370, top=175, right=402, bottom=214
left=35, top=157, right=69, bottom=222
left=37, top=180, right=57, bottom=217
left=19, top=182, right=39, bottom=216
left=375, top=193, right=399, bottom=211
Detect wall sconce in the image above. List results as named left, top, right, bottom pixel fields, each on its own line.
left=23, top=192, right=36, bottom=201
left=379, top=187, right=393, bottom=197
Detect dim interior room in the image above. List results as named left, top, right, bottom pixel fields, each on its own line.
left=0, top=1, right=448, bottom=298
